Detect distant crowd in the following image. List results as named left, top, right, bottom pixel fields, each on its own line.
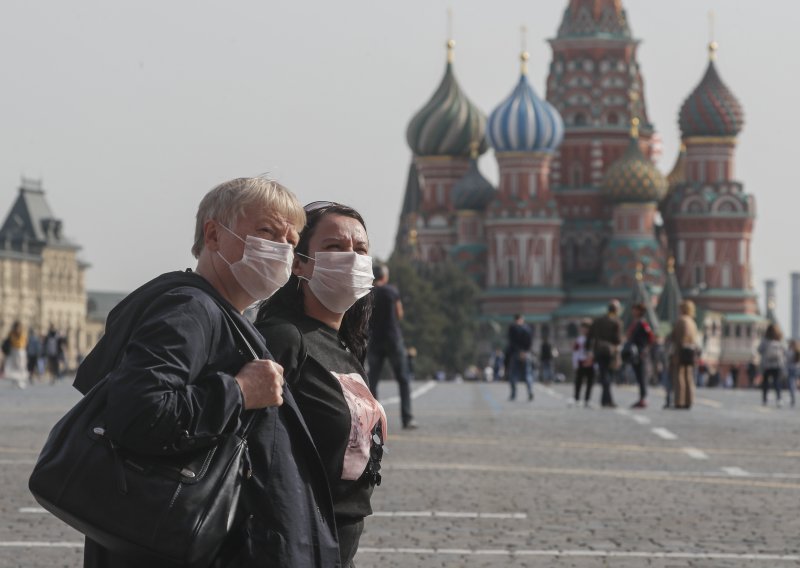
left=1, top=322, right=69, bottom=388
left=494, top=300, right=797, bottom=410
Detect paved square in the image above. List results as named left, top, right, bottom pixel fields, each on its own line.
left=1, top=378, right=798, bottom=567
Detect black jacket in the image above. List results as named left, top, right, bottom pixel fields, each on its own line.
left=76, top=271, right=340, bottom=567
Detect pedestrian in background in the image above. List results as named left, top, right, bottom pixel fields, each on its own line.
left=43, top=325, right=62, bottom=383
left=3, top=321, right=28, bottom=389
left=366, top=263, right=417, bottom=429
left=26, top=328, right=42, bottom=383
left=588, top=300, right=623, bottom=408
left=626, top=302, right=655, bottom=409
left=506, top=314, right=534, bottom=401
left=671, top=300, right=698, bottom=409
left=572, top=319, right=594, bottom=407
left=787, top=340, right=798, bottom=408
left=758, top=323, right=785, bottom=407
left=539, top=337, right=556, bottom=385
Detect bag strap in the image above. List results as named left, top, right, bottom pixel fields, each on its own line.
left=213, top=305, right=262, bottom=436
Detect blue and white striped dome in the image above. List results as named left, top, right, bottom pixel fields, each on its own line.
left=488, top=71, right=564, bottom=153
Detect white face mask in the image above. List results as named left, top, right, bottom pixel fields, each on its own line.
left=217, top=224, right=293, bottom=302
left=299, top=251, right=374, bottom=314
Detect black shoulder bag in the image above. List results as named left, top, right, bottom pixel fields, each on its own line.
left=29, top=307, right=262, bottom=567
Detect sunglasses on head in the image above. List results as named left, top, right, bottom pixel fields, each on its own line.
left=304, top=200, right=340, bottom=213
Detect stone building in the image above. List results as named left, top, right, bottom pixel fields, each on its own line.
left=0, top=178, right=114, bottom=368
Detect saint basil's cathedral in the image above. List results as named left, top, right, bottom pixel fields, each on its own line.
left=394, top=0, right=759, bottom=378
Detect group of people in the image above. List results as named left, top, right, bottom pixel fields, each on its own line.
left=1, top=323, right=66, bottom=388
left=39, top=178, right=419, bottom=567
left=573, top=299, right=698, bottom=409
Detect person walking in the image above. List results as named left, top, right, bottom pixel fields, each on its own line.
left=626, top=302, right=656, bottom=409
left=787, top=340, right=798, bottom=408
left=506, top=314, right=534, bottom=401
left=758, top=323, right=786, bottom=407
left=539, top=337, right=557, bottom=384
left=572, top=319, right=594, bottom=407
left=587, top=301, right=623, bottom=408
left=671, top=300, right=699, bottom=409
left=43, top=325, right=62, bottom=383
left=3, top=321, right=28, bottom=389
left=256, top=201, right=387, bottom=567
left=72, top=178, right=340, bottom=567
left=365, top=264, right=417, bottom=429
left=26, top=328, right=42, bottom=383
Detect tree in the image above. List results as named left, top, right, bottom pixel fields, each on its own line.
left=386, top=255, right=480, bottom=378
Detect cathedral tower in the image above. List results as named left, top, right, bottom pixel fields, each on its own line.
left=482, top=47, right=565, bottom=317
left=662, top=42, right=755, bottom=316
left=546, top=0, right=657, bottom=285
left=402, top=39, right=488, bottom=263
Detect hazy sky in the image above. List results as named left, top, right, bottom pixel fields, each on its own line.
left=2, top=1, right=798, bottom=324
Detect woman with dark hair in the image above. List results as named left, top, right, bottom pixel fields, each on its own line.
left=758, top=323, right=786, bottom=407
left=255, top=201, right=386, bottom=567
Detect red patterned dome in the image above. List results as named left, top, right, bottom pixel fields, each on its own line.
left=679, top=45, right=744, bottom=138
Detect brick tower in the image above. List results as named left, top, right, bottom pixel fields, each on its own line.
left=546, top=0, right=657, bottom=286
left=482, top=48, right=565, bottom=317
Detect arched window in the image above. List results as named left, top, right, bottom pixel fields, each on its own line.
left=507, top=259, right=515, bottom=287
left=607, top=112, right=619, bottom=125
left=574, top=112, right=587, bottom=126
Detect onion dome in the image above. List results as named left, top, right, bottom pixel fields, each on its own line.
left=666, top=144, right=687, bottom=187
left=557, top=0, right=632, bottom=40
left=602, top=119, right=667, bottom=203
left=679, top=43, right=744, bottom=138
left=406, top=40, right=488, bottom=157
left=453, top=144, right=495, bottom=211
left=487, top=51, right=564, bottom=153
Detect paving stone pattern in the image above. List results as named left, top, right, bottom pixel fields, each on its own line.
left=1, top=377, right=798, bottom=567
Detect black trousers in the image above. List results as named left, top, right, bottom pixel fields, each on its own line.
left=574, top=365, right=594, bottom=401
left=762, top=368, right=782, bottom=402
left=632, top=360, right=647, bottom=401
left=595, top=353, right=615, bottom=406
left=367, top=337, right=413, bottom=426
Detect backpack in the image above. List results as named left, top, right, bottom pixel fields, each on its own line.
left=1, top=337, right=10, bottom=356
left=762, top=341, right=784, bottom=370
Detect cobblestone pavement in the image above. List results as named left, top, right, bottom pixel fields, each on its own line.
left=1, top=377, right=799, bottom=567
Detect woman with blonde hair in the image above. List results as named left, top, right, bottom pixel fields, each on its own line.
left=671, top=300, right=698, bottom=409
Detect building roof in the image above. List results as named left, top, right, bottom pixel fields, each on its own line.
left=406, top=43, right=488, bottom=158
left=452, top=158, right=495, bottom=211
left=0, top=179, right=79, bottom=252
left=487, top=55, right=564, bottom=153
left=556, top=0, right=632, bottom=40
left=679, top=46, right=744, bottom=138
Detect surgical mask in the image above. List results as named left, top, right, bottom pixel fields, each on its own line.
left=298, top=251, right=373, bottom=313
left=217, top=224, right=293, bottom=302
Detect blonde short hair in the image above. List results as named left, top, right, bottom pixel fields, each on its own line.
left=192, top=177, right=305, bottom=258
left=679, top=299, right=696, bottom=318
